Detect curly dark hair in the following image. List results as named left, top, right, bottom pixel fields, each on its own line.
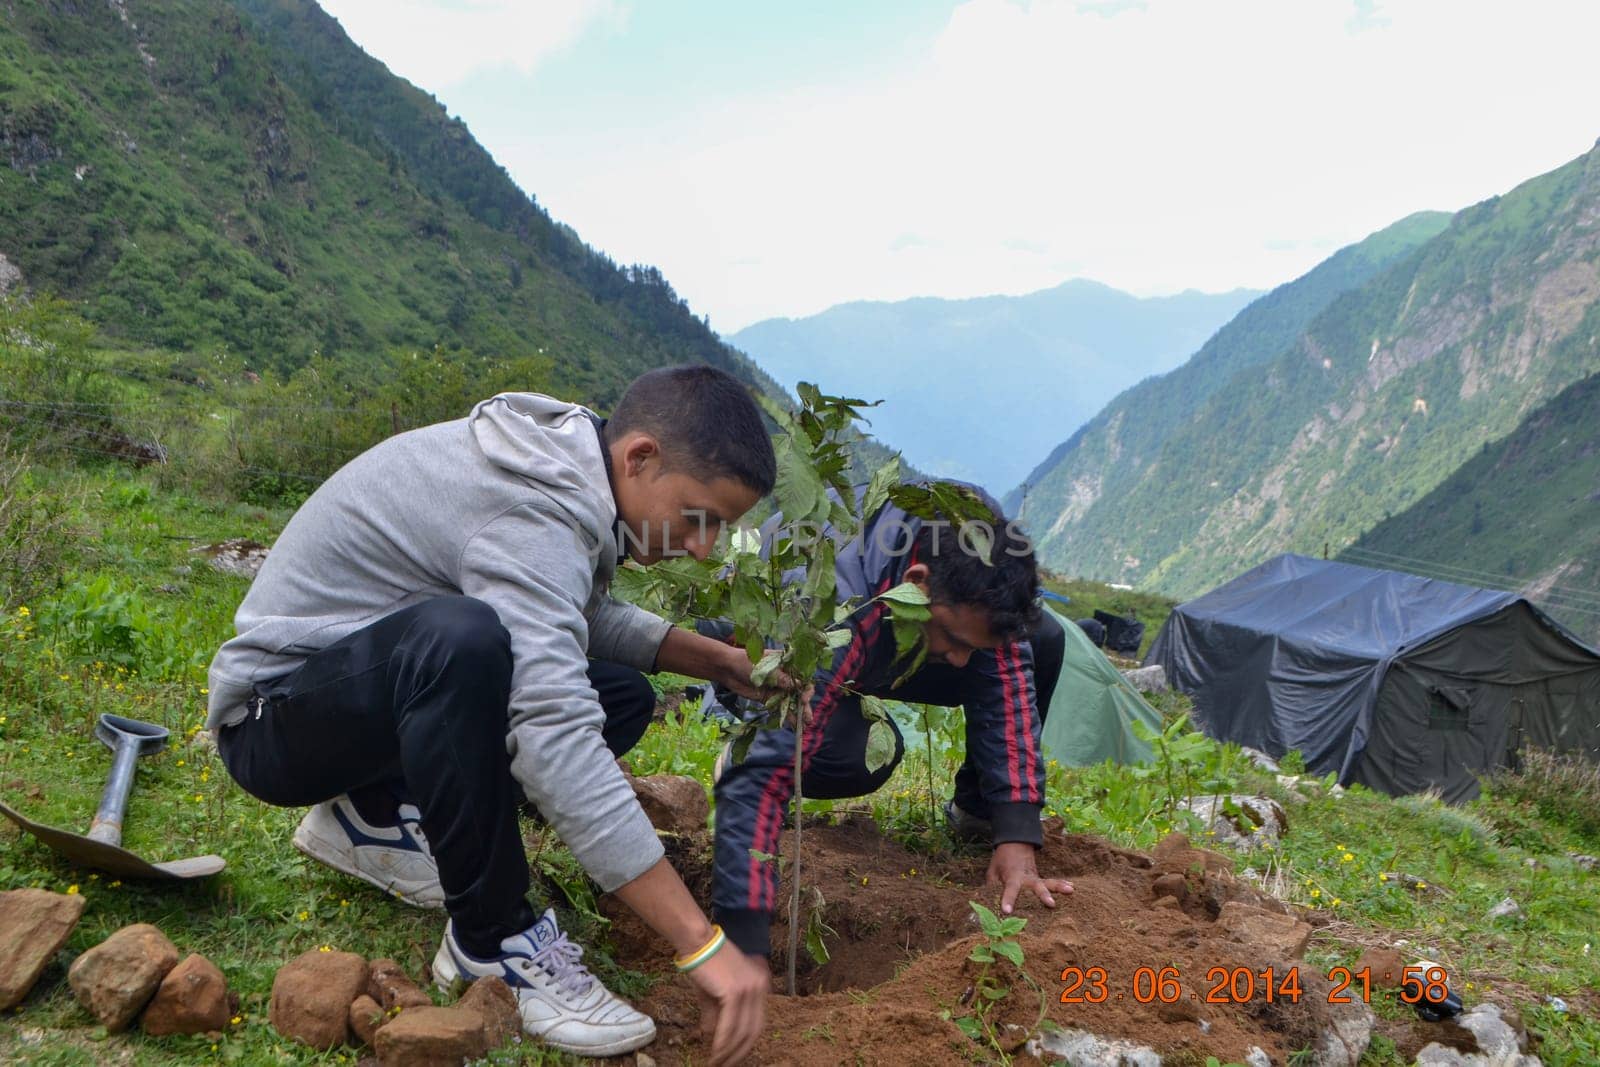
left=912, top=517, right=1041, bottom=641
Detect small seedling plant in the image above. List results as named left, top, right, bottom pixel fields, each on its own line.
left=947, top=901, right=1048, bottom=1065
left=615, top=383, right=1001, bottom=994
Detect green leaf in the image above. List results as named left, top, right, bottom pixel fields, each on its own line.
left=980, top=983, right=1009, bottom=1000
left=999, top=917, right=1028, bottom=937
left=750, top=647, right=785, bottom=688
left=969, top=901, right=1002, bottom=937
left=825, top=626, right=854, bottom=649
left=993, top=940, right=1024, bottom=968
left=967, top=944, right=994, bottom=964
left=772, top=432, right=826, bottom=523
left=862, top=454, right=902, bottom=522
left=864, top=718, right=897, bottom=773
left=859, top=695, right=890, bottom=722
left=879, top=581, right=930, bottom=607
left=804, top=920, right=831, bottom=966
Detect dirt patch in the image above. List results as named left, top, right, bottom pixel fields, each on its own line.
left=601, top=818, right=1362, bottom=1064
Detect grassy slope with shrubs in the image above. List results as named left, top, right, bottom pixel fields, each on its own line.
left=0, top=0, right=781, bottom=407
left=3, top=357, right=1599, bottom=1061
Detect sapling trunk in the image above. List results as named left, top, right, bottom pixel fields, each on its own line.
left=788, top=696, right=803, bottom=996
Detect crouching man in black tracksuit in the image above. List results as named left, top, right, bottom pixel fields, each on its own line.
left=706, top=488, right=1074, bottom=959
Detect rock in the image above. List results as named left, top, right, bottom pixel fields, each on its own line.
left=1151, top=872, right=1188, bottom=901
left=0, top=888, right=87, bottom=1010
left=1023, top=1026, right=1161, bottom=1066
left=1239, top=746, right=1281, bottom=772
left=270, top=949, right=369, bottom=1050
left=373, top=1005, right=491, bottom=1066
left=1120, top=664, right=1168, bottom=693
left=367, top=958, right=432, bottom=1011
left=1568, top=853, right=1596, bottom=871
left=0, top=252, right=23, bottom=295
left=626, top=774, right=709, bottom=835
left=1153, top=895, right=1181, bottom=910
left=348, top=994, right=385, bottom=1047
left=1353, top=946, right=1406, bottom=988
left=1312, top=995, right=1376, bottom=1066
left=1215, top=901, right=1312, bottom=960
left=66, top=923, right=179, bottom=1033
left=1152, top=832, right=1233, bottom=877
left=191, top=538, right=270, bottom=578
left=1246, top=1049, right=1273, bottom=1067
left=636, top=1054, right=657, bottom=1067
left=1485, top=897, right=1522, bottom=920
left=1181, top=794, right=1289, bottom=849
left=140, top=954, right=229, bottom=1036
left=1415, top=1023, right=1542, bottom=1067
left=457, top=976, right=519, bottom=1048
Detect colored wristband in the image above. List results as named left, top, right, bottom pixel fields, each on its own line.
left=674, top=925, right=727, bottom=972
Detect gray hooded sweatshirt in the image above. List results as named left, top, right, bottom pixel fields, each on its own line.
left=205, top=392, right=672, bottom=891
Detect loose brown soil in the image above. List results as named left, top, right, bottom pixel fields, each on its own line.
left=599, top=817, right=1363, bottom=1066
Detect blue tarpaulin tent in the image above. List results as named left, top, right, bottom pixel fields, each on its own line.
left=1146, top=554, right=1600, bottom=802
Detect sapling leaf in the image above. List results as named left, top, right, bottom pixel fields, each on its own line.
left=750, top=648, right=785, bottom=688
left=970, top=901, right=1003, bottom=937
left=993, top=941, right=1025, bottom=968
left=879, top=581, right=930, bottom=606
left=825, top=627, right=854, bottom=649
left=864, top=719, right=897, bottom=773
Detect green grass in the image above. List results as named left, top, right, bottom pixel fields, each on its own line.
left=4, top=459, right=1600, bottom=1064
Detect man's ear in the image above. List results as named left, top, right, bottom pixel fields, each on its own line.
left=903, top=562, right=931, bottom=590
left=620, top=433, right=660, bottom=478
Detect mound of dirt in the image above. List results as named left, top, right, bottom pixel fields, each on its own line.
left=601, top=818, right=1364, bottom=1065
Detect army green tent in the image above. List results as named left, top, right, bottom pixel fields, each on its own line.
left=1039, top=606, right=1162, bottom=766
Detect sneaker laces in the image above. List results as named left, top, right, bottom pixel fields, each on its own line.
left=528, top=930, right=595, bottom=997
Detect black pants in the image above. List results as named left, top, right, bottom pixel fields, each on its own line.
left=217, top=596, right=655, bottom=957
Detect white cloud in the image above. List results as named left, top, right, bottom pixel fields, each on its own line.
left=316, top=0, right=620, bottom=90
left=339, top=0, right=1600, bottom=331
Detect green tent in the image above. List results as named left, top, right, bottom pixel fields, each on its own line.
left=1040, top=605, right=1162, bottom=766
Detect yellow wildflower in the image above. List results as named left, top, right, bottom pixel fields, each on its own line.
left=16, top=605, right=29, bottom=616
left=296, top=910, right=310, bottom=921
left=1342, top=852, right=1354, bottom=862
left=1310, top=888, right=1321, bottom=899
left=110, top=881, right=121, bottom=888
left=66, top=885, right=79, bottom=895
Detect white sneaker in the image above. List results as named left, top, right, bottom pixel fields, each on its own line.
left=292, top=794, right=446, bottom=909
left=432, top=910, right=657, bottom=1057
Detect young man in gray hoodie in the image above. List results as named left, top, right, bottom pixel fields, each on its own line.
left=206, top=366, right=777, bottom=1064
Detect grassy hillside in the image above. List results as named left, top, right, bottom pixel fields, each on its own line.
left=0, top=0, right=776, bottom=407
left=1007, top=212, right=1449, bottom=517
left=3, top=457, right=1599, bottom=1063
left=1019, top=141, right=1600, bottom=601
left=1347, top=369, right=1600, bottom=645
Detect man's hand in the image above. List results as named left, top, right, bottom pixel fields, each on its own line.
left=688, top=947, right=769, bottom=1066
left=986, top=841, right=1074, bottom=915
left=715, top=643, right=814, bottom=721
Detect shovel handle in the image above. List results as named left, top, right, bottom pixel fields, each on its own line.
left=86, top=739, right=143, bottom=846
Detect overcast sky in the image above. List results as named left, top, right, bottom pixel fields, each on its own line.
left=318, top=0, right=1600, bottom=334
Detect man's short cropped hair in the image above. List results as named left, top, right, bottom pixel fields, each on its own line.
left=913, top=519, right=1041, bottom=641
left=605, top=365, right=776, bottom=495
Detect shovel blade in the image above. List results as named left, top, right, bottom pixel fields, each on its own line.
left=0, top=798, right=225, bottom=880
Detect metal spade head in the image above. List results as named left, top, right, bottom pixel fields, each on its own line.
left=0, top=713, right=225, bottom=881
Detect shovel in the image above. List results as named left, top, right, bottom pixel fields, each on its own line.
left=0, top=713, right=226, bottom=880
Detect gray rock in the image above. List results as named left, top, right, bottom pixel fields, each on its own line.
left=1240, top=746, right=1282, bottom=772
left=1311, top=995, right=1375, bottom=1066
left=1566, top=853, right=1595, bottom=871
left=1485, top=897, right=1522, bottom=920
left=1181, top=794, right=1288, bottom=849
left=1246, top=1049, right=1273, bottom=1067
left=1120, top=664, right=1168, bottom=693
left=1023, top=1026, right=1161, bottom=1066
left=0, top=252, right=22, bottom=295
left=191, top=538, right=270, bottom=579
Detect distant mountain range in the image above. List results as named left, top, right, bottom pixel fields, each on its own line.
left=729, top=281, right=1259, bottom=493
left=1012, top=139, right=1600, bottom=618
